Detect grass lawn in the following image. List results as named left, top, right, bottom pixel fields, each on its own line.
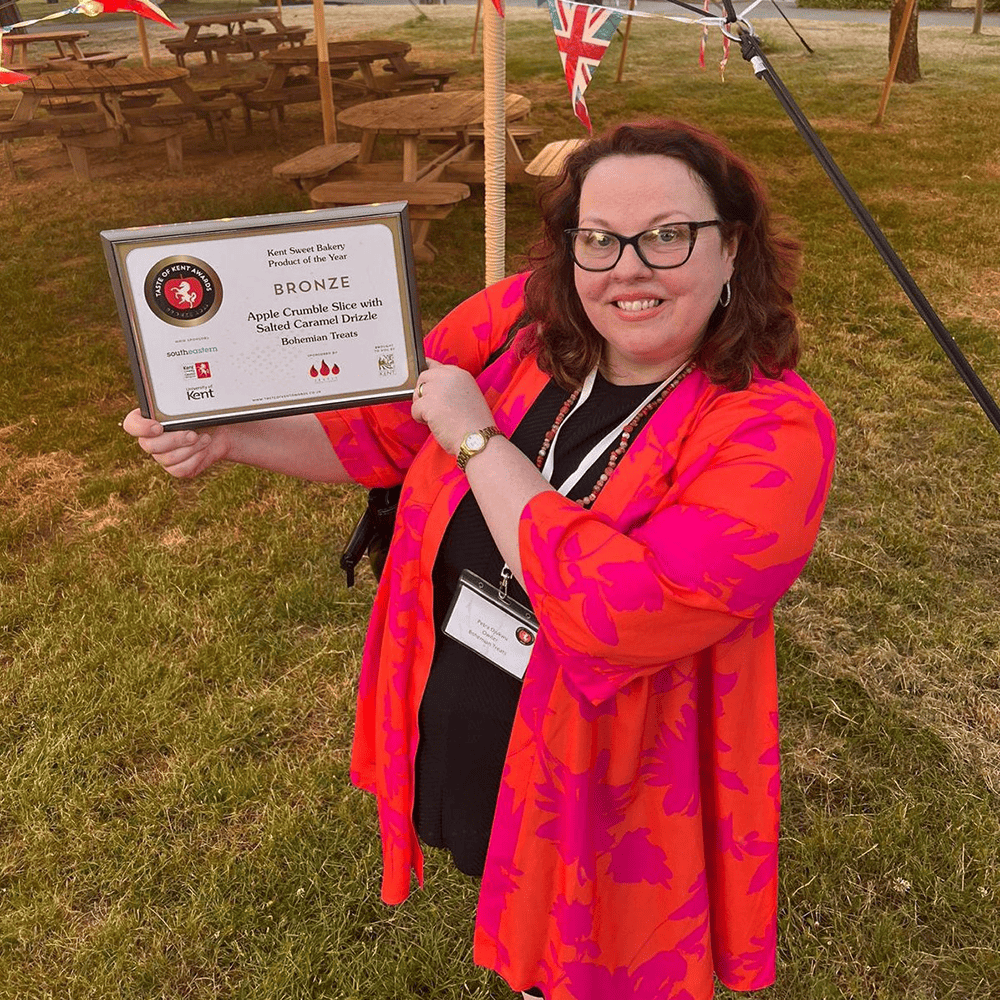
left=1, top=5, right=998, bottom=998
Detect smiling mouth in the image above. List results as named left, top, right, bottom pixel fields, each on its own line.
left=614, top=298, right=663, bottom=312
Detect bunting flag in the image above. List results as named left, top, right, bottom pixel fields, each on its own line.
left=719, top=30, right=731, bottom=81
left=491, top=0, right=505, bottom=17
left=0, top=67, right=32, bottom=85
left=699, top=0, right=709, bottom=68
left=1, top=0, right=176, bottom=35
left=547, top=0, right=623, bottom=133
left=696, top=0, right=731, bottom=79
left=75, top=0, right=175, bottom=29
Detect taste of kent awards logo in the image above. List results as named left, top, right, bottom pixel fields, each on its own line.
left=144, top=256, right=223, bottom=327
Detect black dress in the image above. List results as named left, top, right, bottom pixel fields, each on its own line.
left=413, top=372, right=662, bottom=876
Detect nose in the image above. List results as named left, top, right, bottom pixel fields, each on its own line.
left=613, top=240, right=652, bottom=276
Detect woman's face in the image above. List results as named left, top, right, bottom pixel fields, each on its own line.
left=573, top=154, right=737, bottom=385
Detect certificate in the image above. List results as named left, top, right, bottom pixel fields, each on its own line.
left=102, top=204, right=425, bottom=430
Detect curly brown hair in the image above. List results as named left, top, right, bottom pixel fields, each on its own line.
left=521, top=119, right=802, bottom=391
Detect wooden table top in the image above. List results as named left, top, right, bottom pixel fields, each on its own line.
left=3, top=30, right=90, bottom=44
left=183, top=10, right=283, bottom=27
left=14, top=66, right=188, bottom=95
left=262, top=39, right=410, bottom=67
left=338, top=90, right=531, bottom=135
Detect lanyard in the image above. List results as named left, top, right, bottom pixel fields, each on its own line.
left=540, top=361, right=688, bottom=497
left=499, top=360, right=688, bottom=601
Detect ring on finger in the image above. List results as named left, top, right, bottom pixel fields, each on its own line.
left=417, top=382, right=425, bottom=398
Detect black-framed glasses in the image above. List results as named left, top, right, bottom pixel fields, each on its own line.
left=565, top=220, right=722, bottom=271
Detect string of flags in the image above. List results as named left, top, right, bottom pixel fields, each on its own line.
left=492, top=0, right=763, bottom=133
left=1, top=0, right=175, bottom=85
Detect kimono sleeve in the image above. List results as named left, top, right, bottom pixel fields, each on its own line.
left=313, top=272, right=529, bottom=488
left=518, top=377, right=836, bottom=705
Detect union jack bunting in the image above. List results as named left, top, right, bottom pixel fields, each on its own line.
left=546, top=0, right=623, bottom=133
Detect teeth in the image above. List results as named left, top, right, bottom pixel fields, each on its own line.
left=615, top=299, right=660, bottom=312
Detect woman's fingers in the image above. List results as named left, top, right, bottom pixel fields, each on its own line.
left=121, top=408, right=217, bottom=477
left=410, top=364, right=495, bottom=455
left=121, top=408, right=160, bottom=438
left=140, top=429, right=208, bottom=458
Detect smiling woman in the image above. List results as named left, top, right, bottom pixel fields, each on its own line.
left=123, top=119, right=835, bottom=1000
left=526, top=121, right=802, bottom=395
left=570, top=154, right=737, bottom=384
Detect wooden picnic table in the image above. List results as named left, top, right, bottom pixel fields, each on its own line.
left=260, top=40, right=425, bottom=98
left=8, top=66, right=240, bottom=177
left=163, top=8, right=307, bottom=67
left=181, top=7, right=291, bottom=37
left=240, top=40, right=423, bottom=139
left=8, top=65, right=231, bottom=127
left=1, top=29, right=89, bottom=72
left=337, top=89, right=532, bottom=183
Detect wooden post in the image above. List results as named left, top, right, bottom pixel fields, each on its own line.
left=874, top=0, right=918, bottom=124
left=312, top=0, right=337, bottom=144
left=616, top=0, right=635, bottom=84
left=471, top=0, right=482, bottom=56
left=135, top=13, right=151, bottom=69
left=483, top=1, right=506, bottom=285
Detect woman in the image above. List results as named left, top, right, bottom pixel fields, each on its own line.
left=125, top=119, right=836, bottom=1000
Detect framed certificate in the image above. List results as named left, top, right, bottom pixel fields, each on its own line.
left=102, top=203, right=425, bottom=430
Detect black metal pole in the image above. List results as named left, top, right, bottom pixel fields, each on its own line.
left=730, top=24, right=1000, bottom=435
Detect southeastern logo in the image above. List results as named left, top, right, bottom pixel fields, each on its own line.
left=144, top=257, right=222, bottom=327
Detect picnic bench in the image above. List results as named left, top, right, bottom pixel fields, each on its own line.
left=377, top=61, right=457, bottom=93
left=47, top=50, right=129, bottom=69
left=1, top=29, right=89, bottom=71
left=271, top=141, right=362, bottom=190
left=243, top=40, right=425, bottom=139
left=337, top=90, right=533, bottom=184
left=524, top=138, right=587, bottom=178
left=308, top=180, right=471, bottom=263
left=4, top=66, right=239, bottom=179
left=122, top=106, right=198, bottom=171
left=163, top=10, right=308, bottom=68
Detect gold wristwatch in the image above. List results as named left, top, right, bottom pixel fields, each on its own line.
left=456, top=426, right=501, bottom=472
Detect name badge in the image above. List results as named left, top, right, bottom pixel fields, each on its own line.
left=442, top=570, right=539, bottom=680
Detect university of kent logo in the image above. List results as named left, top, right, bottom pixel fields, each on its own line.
left=144, top=257, right=222, bottom=327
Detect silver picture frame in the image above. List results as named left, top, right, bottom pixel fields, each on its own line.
left=102, top=203, right=425, bottom=430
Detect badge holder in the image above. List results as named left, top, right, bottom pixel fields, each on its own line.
left=442, top=568, right=539, bottom=680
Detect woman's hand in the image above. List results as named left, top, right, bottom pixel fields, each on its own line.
left=122, top=409, right=231, bottom=479
left=409, top=359, right=496, bottom=455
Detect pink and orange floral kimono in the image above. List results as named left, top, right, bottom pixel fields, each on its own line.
left=316, top=273, right=836, bottom=1000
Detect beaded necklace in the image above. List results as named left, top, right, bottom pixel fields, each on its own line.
left=536, top=361, right=695, bottom=509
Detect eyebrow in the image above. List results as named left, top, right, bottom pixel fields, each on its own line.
left=576, top=214, right=695, bottom=230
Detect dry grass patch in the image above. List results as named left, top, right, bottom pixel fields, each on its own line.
left=0, top=424, right=86, bottom=520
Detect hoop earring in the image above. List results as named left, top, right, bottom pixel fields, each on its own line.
left=719, top=280, right=732, bottom=308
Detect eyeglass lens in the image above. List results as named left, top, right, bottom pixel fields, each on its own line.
left=570, top=223, right=703, bottom=271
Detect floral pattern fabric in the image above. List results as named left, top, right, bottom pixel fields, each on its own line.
left=315, top=272, right=836, bottom=1000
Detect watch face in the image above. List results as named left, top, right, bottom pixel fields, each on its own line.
left=465, top=432, right=486, bottom=451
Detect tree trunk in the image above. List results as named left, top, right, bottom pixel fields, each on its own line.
left=973, top=0, right=984, bottom=35
left=889, top=0, right=920, bottom=83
